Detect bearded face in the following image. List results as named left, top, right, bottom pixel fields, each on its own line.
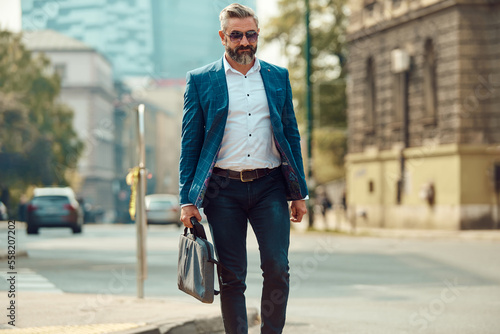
left=225, top=43, right=257, bottom=65
left=220, top=17, right=259, bottom=66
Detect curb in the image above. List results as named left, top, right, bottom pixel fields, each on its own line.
left=113, top=308, right=259, bottom=334
left=0, top=324, right=15, bottom=330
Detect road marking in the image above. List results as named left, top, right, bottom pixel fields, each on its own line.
left=351, top=284, right=390, bottom=291
left=1, top=268, right=64, bottom=294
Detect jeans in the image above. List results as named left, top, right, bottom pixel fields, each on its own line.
left=203, top=168, right=290, bottom=334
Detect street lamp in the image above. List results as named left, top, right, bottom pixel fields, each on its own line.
left=136, top=104, right=147, bottom=298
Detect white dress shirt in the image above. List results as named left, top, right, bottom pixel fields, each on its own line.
left=215, top=56, right=281, bottom=171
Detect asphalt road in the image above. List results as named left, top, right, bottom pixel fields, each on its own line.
left=1, top=222, right=499, bottom=333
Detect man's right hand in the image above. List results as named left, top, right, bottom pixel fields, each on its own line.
left=180, top=205, right=202, bottom=228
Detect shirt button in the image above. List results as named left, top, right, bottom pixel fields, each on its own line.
left=247, top=94, right=249, bottom=96
left=249, top=134, right=252, bottom=137
left=245, top=76, right=247, bottom=78
left=247, top=154, right=250, bottom=157
left=248, top=113, right=251, bottom=116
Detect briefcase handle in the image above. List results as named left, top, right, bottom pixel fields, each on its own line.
left=184, top=217, right=208, bottom=240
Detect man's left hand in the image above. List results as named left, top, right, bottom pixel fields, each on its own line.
left=290, top=200, right=307, bottom=223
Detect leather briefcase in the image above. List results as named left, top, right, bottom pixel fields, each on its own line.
left=177, top=218, right=217, bottom=303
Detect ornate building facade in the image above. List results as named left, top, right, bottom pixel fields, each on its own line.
left=346, top=0, right=500, bottom=229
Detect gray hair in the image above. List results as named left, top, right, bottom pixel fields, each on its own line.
left=219, top=3, right=259, bottom=32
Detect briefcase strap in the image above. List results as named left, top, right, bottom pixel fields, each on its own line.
left=212, top=257, right=238, bottom=296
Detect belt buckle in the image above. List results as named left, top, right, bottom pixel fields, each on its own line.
left=240, top=169, right=255, bottom=182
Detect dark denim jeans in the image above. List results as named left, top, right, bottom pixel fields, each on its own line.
left=203, top=168, right=290, bottom=334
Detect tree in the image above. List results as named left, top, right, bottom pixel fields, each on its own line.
left=0, top=30, right=83, bottom=214
left=263, top=0, right=348, bottom=183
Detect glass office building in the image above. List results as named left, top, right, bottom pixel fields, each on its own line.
left=150, top=0, right=255, bottom=79
left=22, top=0, right=256, bottom=80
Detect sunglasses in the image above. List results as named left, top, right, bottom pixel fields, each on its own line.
left=224, top=30, right=259, bottom=43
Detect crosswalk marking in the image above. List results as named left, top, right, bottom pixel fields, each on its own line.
left=1, top=268, right=64, bottom=294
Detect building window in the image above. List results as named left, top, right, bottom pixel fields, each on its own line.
left=392, top=0, right=402, bottom=8
left=423, top=39, right=438, bottom=123
left=365, top=57, right=376, bottom=131
left=364, top=0, right=377, bottom=10
left=54, top=63, right=66, bottom=83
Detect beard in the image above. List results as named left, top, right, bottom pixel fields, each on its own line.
left=225, top=43, right=257, bottom=65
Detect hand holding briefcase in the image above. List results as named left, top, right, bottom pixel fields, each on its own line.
left=177, top=217, right=218, bottom=303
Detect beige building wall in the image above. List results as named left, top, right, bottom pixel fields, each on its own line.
left=135, top=84, right=184, bottom=195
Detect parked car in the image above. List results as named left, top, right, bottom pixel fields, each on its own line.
left=26, top=187, right=83, bottom=234
left=145, top=194, right=181, bottom=227
left=0, top=201, right=8, bottom=220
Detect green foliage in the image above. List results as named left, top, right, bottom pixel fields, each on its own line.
left=263, top=0, right=348, bottom=183
left=0, top=30, right=83, bottom=198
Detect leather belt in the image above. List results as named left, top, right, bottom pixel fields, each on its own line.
left=212, top=167, right=277, bottom=182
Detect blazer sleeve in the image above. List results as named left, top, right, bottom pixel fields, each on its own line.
left=179, top=72, right=205, bottom=205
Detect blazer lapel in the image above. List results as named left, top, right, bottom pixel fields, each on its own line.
left=206, top=59, right=229, bottom=147
left=209, top=59, right=229, bottom=111
left=260, top=61, right=275, bottom=111
left=260, top=61, right=284, bottom=129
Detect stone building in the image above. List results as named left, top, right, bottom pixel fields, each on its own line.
left=23, top=30, right=117, bottom=221
left=346, top=0, right=500, bottom=229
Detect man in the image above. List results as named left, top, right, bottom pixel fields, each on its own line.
left=179, top=3, right=308, bottom=333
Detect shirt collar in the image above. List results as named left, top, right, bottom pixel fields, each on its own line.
left=223, top=54, right=261, bottom=75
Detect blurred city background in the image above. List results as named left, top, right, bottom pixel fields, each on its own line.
left=1, top=1, right=500, bottom=333
left=0, top=0, right=499, bottom=229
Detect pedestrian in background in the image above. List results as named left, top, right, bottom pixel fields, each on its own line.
left=178, top=3, right=308, bottom=333
left=316, top=188, right=332, bottom=224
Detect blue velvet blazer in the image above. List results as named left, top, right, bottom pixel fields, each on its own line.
left=179, top=58, right=308, bottom=207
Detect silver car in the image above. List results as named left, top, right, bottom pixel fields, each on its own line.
left=145, top=194, right=181, bottom=227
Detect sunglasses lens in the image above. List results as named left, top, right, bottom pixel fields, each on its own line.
left=227, top=31, right=258, bottom=43
left=246, top=31, right=258, bottom=42
left=230, top=31, right=244, bottom=42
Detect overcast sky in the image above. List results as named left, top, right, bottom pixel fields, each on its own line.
left=0, top=0, right=21, bottom=32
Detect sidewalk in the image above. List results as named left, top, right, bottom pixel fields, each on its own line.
left=299, top=211, right=500, bottom=241
left=0, top=220, right=256, bottom=334
left=0, top=291, right=258, bottom=334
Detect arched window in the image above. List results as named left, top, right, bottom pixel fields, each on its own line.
left=364, top=0, right=377, bottom=10
left=423, top=38, right=438, bottom=123
left=366, top=57, right=376, bottom=130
